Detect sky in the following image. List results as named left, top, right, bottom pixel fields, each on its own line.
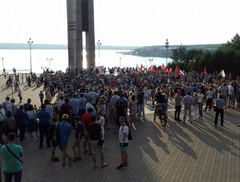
left=0, top=0, right=240, bottom=46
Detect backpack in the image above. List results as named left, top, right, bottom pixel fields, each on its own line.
left=122, top=125, right=132, bottom=140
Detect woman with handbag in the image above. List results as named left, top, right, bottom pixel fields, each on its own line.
left=26, top=105, right=39, bottom=140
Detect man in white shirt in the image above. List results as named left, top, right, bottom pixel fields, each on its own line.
left=228, top=82, right=235, bottom=108
left=85, top=98, right=97, bottom=116
left=88, top=89, right=99, bottom=106
left=205, top=87, right=214, bottom=111
left=197, top=89, right=204, bottom=120
left=57, top=97, right=65, bottom=114
left=183, top=92, right=194, bottom=123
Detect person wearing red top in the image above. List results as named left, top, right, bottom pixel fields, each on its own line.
left=82, top=108, right=93, bottom=155
left=60, top=98, right=73, bottom=122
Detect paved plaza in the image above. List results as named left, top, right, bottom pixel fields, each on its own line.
left=0, top=75, right=239, bottom=182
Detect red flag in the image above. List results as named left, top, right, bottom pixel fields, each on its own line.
left=130, top=71, right=133, bottom=75
left=170, top=68, right=172, bottom=73
left=204, top=66, right=207, bottom=74
left=175, top=66, right=179, bottom=73
left=162, top=64, right=166, bottom=70
left=140, top=65, right=143, bottom=71
left=150, top=66, right=154, bottom=72
left=165, top=68, right=169, bottom=73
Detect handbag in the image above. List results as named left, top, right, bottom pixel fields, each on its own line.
left=98, top=139, right=104, bottom=146
left=6, top=145, right=23, bottom=166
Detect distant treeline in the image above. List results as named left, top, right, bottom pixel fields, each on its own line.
left=0, top=43, right=140, bottom=50
left=122, top=44, right=223, bottom=57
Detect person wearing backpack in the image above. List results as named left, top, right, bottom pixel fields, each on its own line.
left=72, top=116, right=84, bottom=162
left=117, top=116, right=129, bottom=170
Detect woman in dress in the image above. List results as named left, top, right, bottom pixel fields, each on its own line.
left=129, top=95, right=137, bottom=126
left=97, top=112, right=105, bottom=148
left=26, top=105, right=39, bottom=140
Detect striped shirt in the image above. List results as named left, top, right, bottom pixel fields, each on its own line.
left=216, top=99, right=225, bottom=109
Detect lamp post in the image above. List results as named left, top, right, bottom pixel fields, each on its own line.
left=148, top=58, right=153, bottom=66
left=46, top=58, right=53, bottom=70
left=1, top=57, right=4, bottom=71
left=119, top=57, right=121, bottom=68
left=28, top=38, right=33, bottom=73
left=97, top=40, right=101, bottom=58
left=165, top=39, right=169, bottom=67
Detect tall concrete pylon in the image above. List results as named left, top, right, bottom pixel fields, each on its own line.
left=66, top=0, right=95, bottom=70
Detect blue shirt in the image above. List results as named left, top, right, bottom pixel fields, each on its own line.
left=57, top=121, right=72, bottom=146
left=37, top=110, right=50, bottom=124
left=0, top=144, right=23, bottom=173
left=69, top=98, right=80, bottom=115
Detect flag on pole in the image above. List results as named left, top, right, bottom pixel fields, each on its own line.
left=162, top=64, right=166, bottom=70
left=140, top=65, right=143, bottom=71
left=170, top=68, right=172, bottom=73
left=150, top=65, right=154, bottom=72
left=204, top=67, right=207, bottom=74
left=220, top=70, right=225, bottom=77
left=165, top=68, right=169, bottom=73
left=175, top=66, right=179, bottom=73
left=178, top=69, right=185, bottom=77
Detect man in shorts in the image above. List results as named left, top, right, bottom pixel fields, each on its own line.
left=87, top=116, right=107, bottom=168
left=117, top=116, right=129, bottom=169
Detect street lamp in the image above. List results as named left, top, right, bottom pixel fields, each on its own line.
left=1, top=57, right=4, bottom=71
left=97, top=40, right=102, bottom=58
left=28, top=38, right=33, bottom=73
left=148, top=58, right=153, bottom=66
left=119, top=57, right=121, bottom=68
left=165, top=39, right=169, bottom=66
left=46, top=58, right=53, bottom=70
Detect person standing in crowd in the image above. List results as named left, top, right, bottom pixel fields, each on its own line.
left=215, top=95, right=225, bottom=126
left=110, top=91, right=120, bottom=123
left=114, top=100, right=127, bottom=133
left=7, top=98, right=18, bottom=119
left=220, top=83, right=228, bottom=109
left=23, top=98, right=32, bottom=113
left=56, top=96, right=65, bottom=115
left=17, top=88, right=22, bottom=103
left=57, top=114, right=72, bottom=165
left=198, top=89, right=205, bottom=120
left=16, top=105, right=27, bottom=141
left=82, top=108, right=93, bottom=155
left=79, top=93, right=86, bottom=119
left=129, top=95, right=137, bottom=126
left=45, top=99, right=53, bottom=124
left=39, top=91, right=44, bottom=105
left=0, top=133, right=23, bottom=182
left=205, top=87, right=214, bottom=111
left=97, top=112, right=105, bottom=148
left=2, top=97, right=10, bottom=112
left=37, top=104, right=51, bottom=148
left=183, top=91, right=194, bottom=123
left=87, top=115, right=107, bottom=169
left=174, top=90, right=182, bottom=121
left=60, top=98, right=73, bottom=122
left=4, top=111, right=17, bottom=143
left=26, top=105, right=39, bottom=140
left=193, top=92, right=198, bottom=121
left=69, top=94, right=80, bottom=127
left=49, top=116, right=59, bottom=162
left=0, top=104, right=6, bottom=144
left=137, top=88, right=145, bottom=121
left=117, top=116, right=129, bottom=170
left=72, top=116, right=84, bottom=162
left=228, top=82, right=235, bottom=108
left=85, top=98, right=97, bottom=116
left=88, top=88, right=99, bottom=107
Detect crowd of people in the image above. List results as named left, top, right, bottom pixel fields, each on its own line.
left=0, top=67, right=240, bottom=181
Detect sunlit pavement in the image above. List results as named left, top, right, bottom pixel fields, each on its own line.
left=0, top=76, right=239, bottom=182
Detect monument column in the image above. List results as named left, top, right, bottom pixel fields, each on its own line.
left=86, top=0, right=95, bottom=69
